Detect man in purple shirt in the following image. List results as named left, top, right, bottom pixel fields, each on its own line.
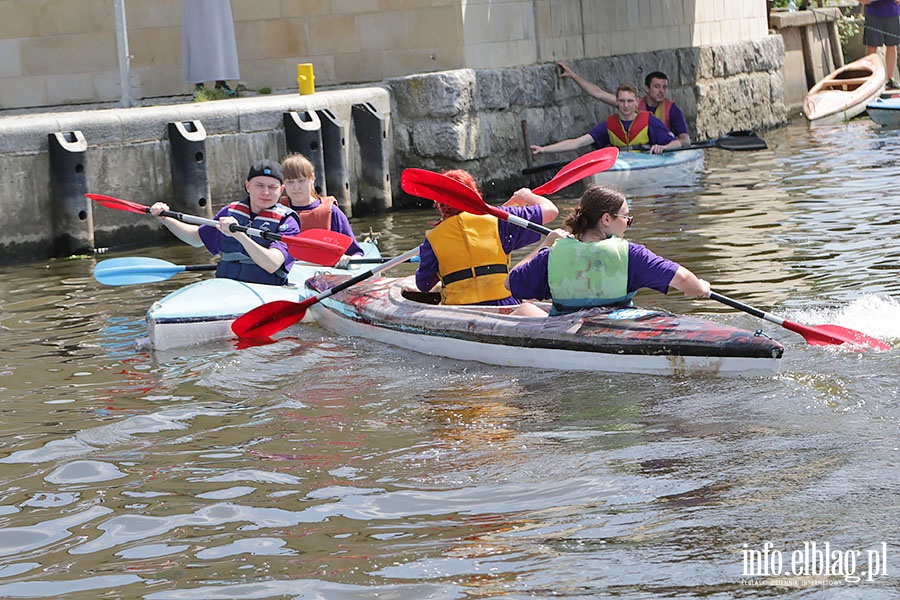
left=860, top=0, right=900, bottom=88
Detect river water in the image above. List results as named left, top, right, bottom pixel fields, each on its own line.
left=0, top=117, right=898, bottom=599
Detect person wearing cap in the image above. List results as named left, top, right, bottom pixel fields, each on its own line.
left=414, top=169, right=558, bottom=316
left=150, top=159, right=300, bottom=285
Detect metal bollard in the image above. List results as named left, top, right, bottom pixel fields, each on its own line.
left=167, top=121, right=211, bottom=217
left=351, top=102, right=392, bottom=214
left=284, top=111, right=326, bottom=196
left=317, top=108, right=352, bottom=216
left=48, top=130, right=93, bottom=257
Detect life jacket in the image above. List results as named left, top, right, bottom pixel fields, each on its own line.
left=216, top=199, right=299, bottom=285
left=605, top=111, right=651, bottom=150
left=425, top=213, right=511, bottom=305
left=639, top=98, right=674, bottom=130
left=547, top=236, right=635, bottom=315
left=282, top=196, right=335, bottom=231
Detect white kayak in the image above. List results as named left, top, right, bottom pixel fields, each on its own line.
left=305, top=273, right=784, bottom=378
left=147, top=241, right=381, bottom=350
left=590, top=149, right=704, bottom=194
left=867, top=96, right=900, bottom=126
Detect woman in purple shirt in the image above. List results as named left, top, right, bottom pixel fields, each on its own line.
left=506, top=185, right=710, bottom=314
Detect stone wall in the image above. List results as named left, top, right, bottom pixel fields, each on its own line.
left=388, top=35, right=788, bottom=203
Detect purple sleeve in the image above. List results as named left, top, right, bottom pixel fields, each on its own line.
left=498, top=205, right=544, bottom=253
left=867, top=0, right=900, bottom=17
left=668, top=103, right=689, bottom=137
left=648, top=115, right=677, bottom=146
left=415, top=239, right=440, bottom=292
left=587, top=122, right=611, bottom=149
left=626, top=242, right=679, bottom=294
left=197, top=204, right=229, bottom=255
left=507, top=247, right=552, bottom=301
left=329, top=205, right=365, bottom=256
left=275, top=216, right=300, bottom=272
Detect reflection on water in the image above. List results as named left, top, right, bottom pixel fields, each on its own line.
left=0, top=117, right=898, bottom=598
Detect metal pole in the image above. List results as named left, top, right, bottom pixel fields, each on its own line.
left=114, top=0, right=134, bottom=107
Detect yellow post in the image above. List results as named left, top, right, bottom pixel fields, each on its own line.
left=297, top=63, right=315, bottom=95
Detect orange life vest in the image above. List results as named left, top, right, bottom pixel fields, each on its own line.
left=282, top=196, right=335, bottom=230
left=605, top=112, right=651, bottom=149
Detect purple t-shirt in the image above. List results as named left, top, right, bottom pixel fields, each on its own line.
left=199, top=200, right=300, bottom=273
left=507, top=241, right=680, bottom=302
left=588, top=113, right=676, bottom=148
left=866, top=0, right=900, bottom=18
left=644, top=100, right=689, bottom=138
left=416, top=204, right=544, bottom=304
left=291, top=198, right=365, bottom=256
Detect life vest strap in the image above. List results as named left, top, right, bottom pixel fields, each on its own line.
left=441, top=263, right=509, bottom=286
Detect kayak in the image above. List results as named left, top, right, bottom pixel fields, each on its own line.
left=590, top=149, right=704, bottom=193
left=304, top=274, right=784, bottom=377
left=866, top=96, right=900, bottom=126
left=804, top=54, right=886, bottom=125
left=147, top=241, right=380, bottom=350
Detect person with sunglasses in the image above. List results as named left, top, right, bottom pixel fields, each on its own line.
left=506, top=185, right=710, bottom=315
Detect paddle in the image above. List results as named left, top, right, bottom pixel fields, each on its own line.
left=662, top=130, right=768, bottom=153
left=231, top=247, right=421, bottom=338
left=94, top=257, right=217, bottom=286
left=86, top=193, right=351, bottom=267
left=709, top=292, right=890, bottom=351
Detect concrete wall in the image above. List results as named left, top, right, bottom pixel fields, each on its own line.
left=1, top=0, right=771, bottom=111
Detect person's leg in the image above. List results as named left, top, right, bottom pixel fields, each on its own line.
left=886, top=45, right=898, bottom=82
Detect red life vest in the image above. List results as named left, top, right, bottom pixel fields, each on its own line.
left=605, top=112, right=651, bottom=149
left=282, top=196, right=335, bottom=230
left=639, top=98, right=674, bottom=130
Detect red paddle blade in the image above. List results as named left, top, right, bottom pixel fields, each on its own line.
left=783, top=320, right=891, bottom=351
left=532, top=147, right=619, bottom=196
left=401, top=169, right=505, bottom=218
left=86, top=193, right=150, bottom=215
left=231, top=297, right=318, bottom=339
left=284, top=229, right=352, bottom=265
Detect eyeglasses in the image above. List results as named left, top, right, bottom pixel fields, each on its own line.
left=613, top=213, right=634, bottom=226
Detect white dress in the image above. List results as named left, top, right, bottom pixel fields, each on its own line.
left=182, top=0, right=240, bottom=84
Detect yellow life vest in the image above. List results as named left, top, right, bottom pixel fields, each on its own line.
left=425, top=213, right=511, bottom=305
left=638, top=98, right=673, bottom=130
left=606, top=112, right=651, bottom=149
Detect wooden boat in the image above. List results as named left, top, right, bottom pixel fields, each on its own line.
left=804, top=54, right=886, bottom=124
left=866, top=96, right=900, bottom=126
left=147, top=241, right=380, bottom=350
left=590, top=148, right=704, bottom=193
left=304, top=274, right=784, bottom=377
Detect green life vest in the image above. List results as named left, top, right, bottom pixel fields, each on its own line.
left=547, top=237, right=634, bottom=314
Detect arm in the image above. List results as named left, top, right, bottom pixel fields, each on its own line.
left=668, top=104, right=692, bottom=146
left=504, top=188, right=559, bottom=224
left=415, top=240, right=440, bottom=292
left=649, top=138, right=682, bottom=155
left=531, top=133, right=595, bottom=156
left=648, top=117, right=682, bottom=155
left=218, top=216, right=288, bottom=274
left=556, top=62, right=616, bottom=106
left=668, top=266, right=711, bottom=298
left=150, top=202, right=203, bottom=247
left=329, top=203, right=365, bottom=257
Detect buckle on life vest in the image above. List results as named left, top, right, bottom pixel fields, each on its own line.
left=441, top=263, right=509, bottom=286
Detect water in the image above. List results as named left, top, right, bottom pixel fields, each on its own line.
left=0, top=117, right=898, bottom=598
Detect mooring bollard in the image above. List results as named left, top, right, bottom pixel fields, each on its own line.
left=167, top=120, right=211, bottom=217
left=48, top=130, right=93, bottom=257
left=317, top=108, right=352, bottom=216
left=351, top=102, right=392, bottom=214
left=284, top=111, right=326, bottom=196
left=297, top=63, right=315, bottom=95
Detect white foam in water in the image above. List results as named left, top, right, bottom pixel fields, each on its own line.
left=789, top=293, right=900, bottom=344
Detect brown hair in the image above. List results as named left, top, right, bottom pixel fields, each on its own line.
left=281, top=153, right=320, bottom=198
left=615, top=83, right=639, bottom=98
left=564, top=185, right=626, bottom=237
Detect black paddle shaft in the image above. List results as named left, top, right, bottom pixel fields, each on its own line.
left=160, top=209, right=285, bottom=243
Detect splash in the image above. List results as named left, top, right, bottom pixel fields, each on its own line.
left=790, top=294, right=900, bottom=346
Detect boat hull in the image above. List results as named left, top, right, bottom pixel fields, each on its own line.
left=804, top=54, right=886, bottom=124
left=867, top=96, right=900, bottom=126
left=147, top=242, right=380, bottom=350
left=590, top=149, right=704, bottom=193
left=306, top=274, right=784, bottom=377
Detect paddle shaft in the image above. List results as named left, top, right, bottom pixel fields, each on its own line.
left=709, top=292, right=784, bottom=326
left=310, top=247, right=422, bottom=306
left=158, top=208, right=291, bottom=245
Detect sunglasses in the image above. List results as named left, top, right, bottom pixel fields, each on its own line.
left=612, top=213, right=634, bottom=227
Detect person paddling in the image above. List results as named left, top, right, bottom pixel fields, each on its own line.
left=531, top=84, right=681, bottom=157
left=557, top=63, right=692, bottom=146
left=150, top=159, right=300, bottom=285
left=415, top=169, right=558, bottom=316
left=280, top=153, right=364, bottom=268
left=506, top=185, right=709, bottom=315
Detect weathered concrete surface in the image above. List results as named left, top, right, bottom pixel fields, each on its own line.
left=0, top=36, right=787, bottom=264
